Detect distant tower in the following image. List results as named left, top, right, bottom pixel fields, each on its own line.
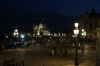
left=92, top=8, right=95, bottom=13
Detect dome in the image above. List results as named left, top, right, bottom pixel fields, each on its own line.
left=38, top=23, right=47, bottom=30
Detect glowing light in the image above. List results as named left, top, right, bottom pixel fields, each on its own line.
left=15, top=29, right=18, bottom=32
left=6, top=36, right=8, bottom=38
left=75, top=23, right=79, bottom=28
left=28, top=34, right=30, bottom=36
left=74, top=29, right=79, bottom=35
left=21, top=34, right=24, bottom=38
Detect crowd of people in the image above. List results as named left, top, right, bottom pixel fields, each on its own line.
left=51, top=46, right=67, bottom=58
left=0, top=36, right=96, bottom=52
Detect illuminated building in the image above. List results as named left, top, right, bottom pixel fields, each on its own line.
left=79, top=8, right=99, bottom=39
left=33, top=19, right=50, bottom=36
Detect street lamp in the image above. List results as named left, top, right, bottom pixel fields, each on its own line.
left=81, top=29, right=86, bottom=50
left=74, top=22, right=79, bottom=66
left=13, top=28, right=19, bottom=42
left=13, top=29, right=19, bottom=37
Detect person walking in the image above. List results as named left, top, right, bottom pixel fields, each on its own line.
left=64, top=49, right=67, bottom=57
left=59, top=48, right=63, bottom=57
left=53, top=47, right=56, bottom=55
left=51, top=48, right=55, bottom=58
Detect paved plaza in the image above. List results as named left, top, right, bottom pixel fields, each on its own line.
left=0, top=43, right=96, bottom=66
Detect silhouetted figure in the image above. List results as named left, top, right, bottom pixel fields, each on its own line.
left=64, top=49, right=67, bottom=57
left=60, top=48, right=62, bottom=52
left=53, top=47, right=56, bottom=54
left=59, top=48, right=63, bottom=57
left=51, top=48, right=55, bottom=58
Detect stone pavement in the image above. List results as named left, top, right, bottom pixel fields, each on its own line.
left=0, top=43, right=96, bottom=66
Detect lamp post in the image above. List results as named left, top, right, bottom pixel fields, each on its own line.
left=74, top=23, right=79, bottom=66
left=81, top=29, right=86, bottom=51
left=13, top=28, right=19, bottom=42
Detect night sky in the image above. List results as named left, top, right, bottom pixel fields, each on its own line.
left=0, top=0, right=100, bottom=33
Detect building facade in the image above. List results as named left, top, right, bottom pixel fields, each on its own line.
left=79, top=8, right=100, bottom=39
left=33, top=19, right=50, bottom=36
